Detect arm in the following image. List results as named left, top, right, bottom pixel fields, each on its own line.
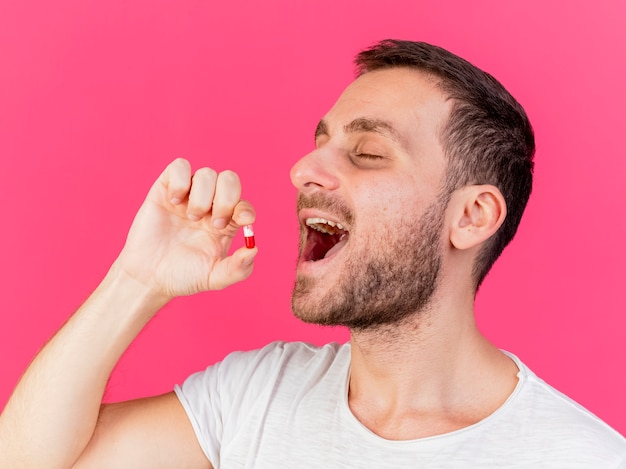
left=74, top=393, right=211, bottom=469
left=0, top=158, right=256, bottom=468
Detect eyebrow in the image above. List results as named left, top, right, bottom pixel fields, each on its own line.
left=315, top=117, right=406, bottom=150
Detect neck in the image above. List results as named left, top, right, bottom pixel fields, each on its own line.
left=347, top=292, right=519, bottom=439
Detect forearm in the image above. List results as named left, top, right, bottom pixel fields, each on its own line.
left=0, top=262, right=169, bottom=469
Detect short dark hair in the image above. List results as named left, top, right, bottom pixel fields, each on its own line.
left=355, top=39, right=535, bottom=288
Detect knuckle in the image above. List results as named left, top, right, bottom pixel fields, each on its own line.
left=195, top=167, right=217, bottom=180
left=188, top=192, right=212, bottom=211
left=216, top=171, right=241, bottom=205
left=167, top=159, right=191, bottom=189
left=218, top=169, right=240, bottom=183
left=171, top=157, right=191, bottom=170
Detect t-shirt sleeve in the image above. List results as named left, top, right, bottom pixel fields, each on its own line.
left=173, top=341, right=293, bottom=466
left=174, top=363, right=223, bottom=464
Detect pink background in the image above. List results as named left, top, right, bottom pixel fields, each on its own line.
left=1, top=1, right=624, bottom=435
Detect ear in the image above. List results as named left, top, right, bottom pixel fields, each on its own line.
left=449, top=185, right=507, bottom=251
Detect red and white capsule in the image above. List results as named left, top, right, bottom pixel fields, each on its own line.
left=243, top=224, right=255, bottom=249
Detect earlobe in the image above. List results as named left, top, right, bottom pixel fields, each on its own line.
left=449, top=185, right=507, bottom=250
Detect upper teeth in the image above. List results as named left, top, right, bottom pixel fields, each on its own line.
left=306, top=217, right=346, bottom=234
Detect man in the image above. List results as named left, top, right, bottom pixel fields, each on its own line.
left=0, top=40, right=624, bottom=468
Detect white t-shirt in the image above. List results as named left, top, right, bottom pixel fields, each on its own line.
left=174, top=341, right=626, bottom=468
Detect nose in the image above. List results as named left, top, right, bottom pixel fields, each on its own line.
left=290, top=149, right=340, bottom=194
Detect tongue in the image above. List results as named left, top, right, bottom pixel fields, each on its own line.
left=324, top=237, right=348, bottom=259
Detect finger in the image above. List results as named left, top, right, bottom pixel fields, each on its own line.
left=186, top=167, right=218, bottom=221
left=158, top=158, right=192, bottom=205
left=211, top=170, right=242, bottom=229
left=232, top=200, right=256, bottom=227
left=208, top=246, right=258, bottom=290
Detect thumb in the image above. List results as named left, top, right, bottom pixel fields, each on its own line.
left=208, top=246, right=258, bottom=291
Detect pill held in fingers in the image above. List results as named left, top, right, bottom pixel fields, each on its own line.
left=244, top=225, right=255, bottom=249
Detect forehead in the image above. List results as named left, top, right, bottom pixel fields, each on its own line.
left=323, top=68, right=451, bottom=152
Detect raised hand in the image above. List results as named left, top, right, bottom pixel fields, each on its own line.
left=0, top=157, right=254, bottom=469
left=116, top=158, right=258, bottom=299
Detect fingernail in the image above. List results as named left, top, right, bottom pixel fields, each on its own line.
left=171, top=197, right=182, bottom=205
left=240, top=211, right=254, bottom=223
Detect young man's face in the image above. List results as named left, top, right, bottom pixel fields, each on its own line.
left=290, top=67, right=453, bottom=329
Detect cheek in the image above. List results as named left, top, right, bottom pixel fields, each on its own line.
left=349, top=171, right=434, bottom=233
left=356, top=179, right=422, bottom=219
left=354, top=203, right=416, bottom=249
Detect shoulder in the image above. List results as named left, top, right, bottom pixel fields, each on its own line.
left=502, top=353, right=626, bottom=465
left=219, top=340, right=347, bottom=377
left=173, top=341, right=350, bottom=464
left=177, top=341, right=348, bottom=399
left=224, top=340, right=345, bottom=364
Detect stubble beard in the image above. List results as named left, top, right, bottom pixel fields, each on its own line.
left=291, top=194, right=447, bottom=331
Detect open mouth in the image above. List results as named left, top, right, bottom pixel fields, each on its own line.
left=302, top=217, right=349, bottom=262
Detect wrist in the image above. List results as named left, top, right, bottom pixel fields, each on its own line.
left=99, top=261, right=173, bottom=324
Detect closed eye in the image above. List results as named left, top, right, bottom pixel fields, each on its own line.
left=354, top=153, right=384, bottom=160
